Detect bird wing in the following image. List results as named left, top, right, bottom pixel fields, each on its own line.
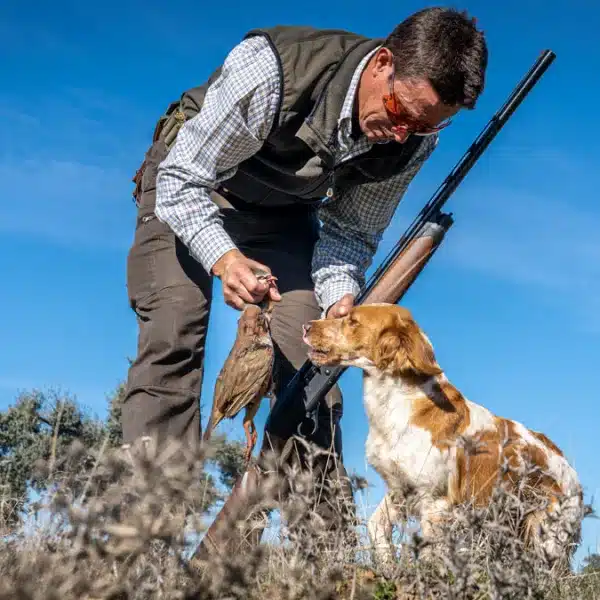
left=204, top=342, right=273, bottom=438
left=217, top=345, right=274, bottom=416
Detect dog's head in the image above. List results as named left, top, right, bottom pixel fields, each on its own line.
left=302, top=303, right=442, bottom=380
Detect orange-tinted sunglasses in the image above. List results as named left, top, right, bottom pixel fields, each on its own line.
left=383, top=72, right=452, bottom=137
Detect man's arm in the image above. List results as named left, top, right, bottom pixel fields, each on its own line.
left=154, top=35, right=282, bottom=309
left=312, top=135, right=438, bottom=317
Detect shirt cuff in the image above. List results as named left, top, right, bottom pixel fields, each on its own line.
left=188, top=222, right=238, bottom=274
left=317, top=276, right=361, bottom=317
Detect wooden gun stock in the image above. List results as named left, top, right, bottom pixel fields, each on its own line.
left=362, top=215, right=453, bottom=305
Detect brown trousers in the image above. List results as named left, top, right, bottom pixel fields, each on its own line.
left=122, top=139, right=345, bottom=457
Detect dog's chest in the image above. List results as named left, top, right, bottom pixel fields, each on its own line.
left=363, top=376, right=448, bottom=493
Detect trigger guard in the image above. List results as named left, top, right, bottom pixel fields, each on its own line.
left=297, top=413, right=317, bottom=438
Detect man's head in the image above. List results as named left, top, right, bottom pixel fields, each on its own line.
left=357, top=7, right=488, bottom=143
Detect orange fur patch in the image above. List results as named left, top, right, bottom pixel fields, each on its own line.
left=409, top=380, right=471, bottom=450
left=448, top=418, right=563, bottom=508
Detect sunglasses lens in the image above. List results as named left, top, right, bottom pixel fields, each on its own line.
left=414, top=119, right=452, bottom=136
left=383, top=93, right=451, bottom=136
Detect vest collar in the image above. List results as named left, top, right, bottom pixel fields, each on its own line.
left=337, top=46, right=381, bottom=153
left=295, top=38, right=383, bottom=168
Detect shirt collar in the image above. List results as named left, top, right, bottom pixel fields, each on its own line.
left=337, top=45, right=381, bottom=153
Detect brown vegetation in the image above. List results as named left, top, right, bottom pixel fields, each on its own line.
left=0, top=426, right=598, bottom=600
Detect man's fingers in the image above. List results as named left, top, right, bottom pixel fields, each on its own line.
left=327, top=294, right=354, bottom=319
left=238, top=269, right=267, bottom=298
left=239, top=261, right=281, bottom=302
left=246, top=258, right=272, bottom=277
left=341, top=294, right=355, bottom=308
left=224, top=291, right=246, bottom=311
left=228, top=281, right=256, bottom=305
left=338, top=298, right=353, bottom=315
left=220, top=256, right=279, bottom=309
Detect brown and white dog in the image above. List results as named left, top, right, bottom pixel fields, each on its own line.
left=302, top=303, right=584, bottom=567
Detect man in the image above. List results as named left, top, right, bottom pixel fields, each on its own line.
left=122, top=7, right=487, bottom=486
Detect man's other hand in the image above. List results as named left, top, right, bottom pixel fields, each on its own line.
left=326, top=293, right=355, bottom=319
left=212, top=249, right=282, bottom=310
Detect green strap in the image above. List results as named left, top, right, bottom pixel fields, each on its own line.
left=162, top=108, right=186, bottom=148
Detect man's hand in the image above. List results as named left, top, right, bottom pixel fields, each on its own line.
left=326, top=293, right=355, bottom=319
left=212, top=249, right=282, bottom=310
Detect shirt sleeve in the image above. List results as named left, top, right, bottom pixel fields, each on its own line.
left=312, top=135, right=438, bottom=314
left=154, top=35, right=281, bottom=274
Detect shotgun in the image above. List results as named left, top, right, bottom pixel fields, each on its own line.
left=265, top=48, right=557, bottom=442
left=192, top=49, right=556, bottom=561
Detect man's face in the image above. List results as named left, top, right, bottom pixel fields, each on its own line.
left=357, top=48, right=461, bottom=144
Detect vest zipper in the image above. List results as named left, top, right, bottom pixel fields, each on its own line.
left=324, top=167, right=336, bottom=202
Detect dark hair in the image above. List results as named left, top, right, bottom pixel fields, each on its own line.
left=384, top=6, right=488, bottom=109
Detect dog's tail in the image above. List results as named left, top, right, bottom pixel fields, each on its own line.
left=524, top=488, right=585, bottom=573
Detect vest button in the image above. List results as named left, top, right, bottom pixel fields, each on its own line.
left=326, top=187, right=334, bottom=198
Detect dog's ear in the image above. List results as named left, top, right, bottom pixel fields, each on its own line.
left=374, top=330, right=403, bottom=373
left=376, top=319, right=441, bottom=379
left=403, top=325, right=442, bottom=378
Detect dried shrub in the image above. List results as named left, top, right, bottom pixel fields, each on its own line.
left=0, top=434, right=597, bottom=600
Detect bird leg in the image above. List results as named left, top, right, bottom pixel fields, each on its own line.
left=255, top=272, right=278, bottom=314
left=254, top=271, right=278, bottom=287
left=243, top=418, right=257, bottom=465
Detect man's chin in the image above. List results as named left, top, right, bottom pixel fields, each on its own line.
left=362, top=120, right=394, bottom=142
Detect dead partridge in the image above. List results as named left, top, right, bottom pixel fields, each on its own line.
left=203, top=270, right=277, bottom=464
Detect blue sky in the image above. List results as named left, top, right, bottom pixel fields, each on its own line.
left=1, top=0, right=598, bottom=567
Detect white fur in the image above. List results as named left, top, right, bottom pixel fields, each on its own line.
left=462, top=400, right=496, bottom=436
left=361, top=370, right=454, bottom=563
left=363, top=374, right=449, bottom=495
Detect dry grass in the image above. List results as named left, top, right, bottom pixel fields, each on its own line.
left=0, top=434, right=597, bottom=600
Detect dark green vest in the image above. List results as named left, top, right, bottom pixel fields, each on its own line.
left=164, top=26, right=425, bottom=207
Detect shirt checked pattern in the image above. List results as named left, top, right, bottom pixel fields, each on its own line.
left=155, top=35, right=438, bottom=313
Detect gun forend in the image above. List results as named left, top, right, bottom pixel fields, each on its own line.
left=361, top=213, right=453, bottom=306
